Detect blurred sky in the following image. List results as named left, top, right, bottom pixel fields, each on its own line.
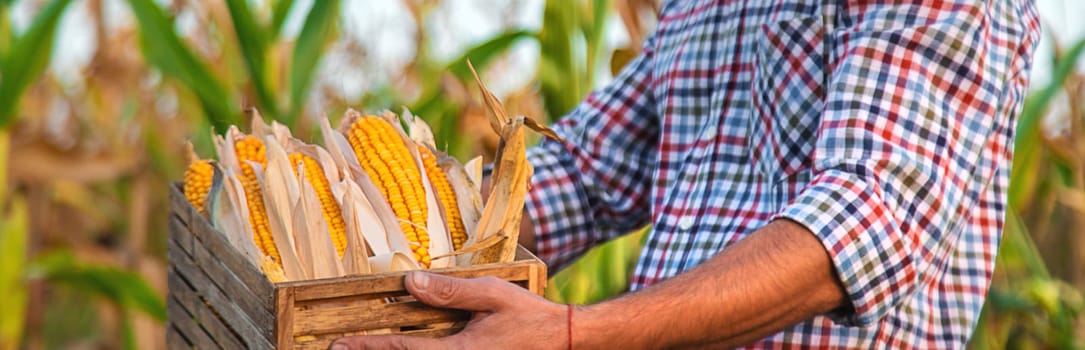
left=12, top=0, right=1085, bottom=99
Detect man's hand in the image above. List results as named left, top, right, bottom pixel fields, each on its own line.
left=330, top=271, right=567, bottom=350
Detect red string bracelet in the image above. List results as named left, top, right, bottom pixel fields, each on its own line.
left=567, top=304, right=574, bottom=350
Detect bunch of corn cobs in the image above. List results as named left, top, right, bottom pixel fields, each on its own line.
left=182, top=71, right=545, bottom=282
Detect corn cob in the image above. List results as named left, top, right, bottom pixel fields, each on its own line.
left=418, top=147, right=466, bottom=250
left=346, top=116, right=431, bottom=267
left=184, top=160, right=214, bottom=215
left=235, top=136, right=281, bottom=265
left=289, top=152, right=348, bottom=257
left=261, top=255, right=286, bottom=283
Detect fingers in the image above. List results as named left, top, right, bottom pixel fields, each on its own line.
left=329, top=334, right=449, bottom=350
left=405, top=271, right=526, bottom=312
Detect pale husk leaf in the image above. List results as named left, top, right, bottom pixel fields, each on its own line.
left=339, top=185, right=372, bottom=275
left=250, top=161, right=305, bottom=281
left=370, top=252, right=421, bottom=273
left=297, top=166, right=345, bottom=279
left=405, top=109, right=437, bottom=149
left=463, top=156, right=484, bottom=193
left=343, top=178, right=390, bottom=255
left=438, top=154, right=483, bottom=251
left=208, top=164, right=263, bottom=267
left=320, top=114, right=361, bottom=174
left=468, top=118, right=532, bottom=264
left=249, top=109, right=272, bottom=138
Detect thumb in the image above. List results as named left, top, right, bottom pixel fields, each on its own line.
left=405, top=272, right=521, bottom=312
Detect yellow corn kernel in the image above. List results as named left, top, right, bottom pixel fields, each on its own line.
left=260, top=255, right=286, bottom=283
left=289, top=152, right=348, bottom=257
left=184, top=160, right=214, bottom=215
left=418, top=147, right=466, bottom=250
left=346, top=116, right=430, bottom=267
left=235, top=136, right=281, bottom=265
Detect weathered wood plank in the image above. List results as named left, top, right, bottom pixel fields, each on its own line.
left=276, top=287, right=296, bottom=349
left=187, top=231, right=275, bottom=322
left=169, top=240, right=276, bottom=348
left=169, top=215, right=275, bottom=318
left=168, top=213, right=195, bottom=259
left=180, top=209, right=275, bottom=301
left=290, top=326, right=462, bottom=350
left=169, top=185, right=194, bottom=233
left=288, top=260, right=540, bottom=302
left=166, top=325, right=193, bottom=350
left=517, top=247, right=547, bottom=293
left=295, top=339, right=337, bottom=350
left=168, top=271, right=245, bottom=350
left=527, top=264, right=541, bottom=295
left=165, top=254, right=196, bottom=319
left=293, top=299, right=471, bottom=335
left=167, top=298, right=216, bottom=348
left=171, top=183, right=274, bottom=300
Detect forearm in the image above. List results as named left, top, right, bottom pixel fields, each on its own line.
left=573, top=219, right=847, bottom=349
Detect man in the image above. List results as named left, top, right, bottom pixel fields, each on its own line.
left=333, top=0, right=1040, bottom=348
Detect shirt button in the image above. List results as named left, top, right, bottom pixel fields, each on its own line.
left=678, top=216, right=695, bottom=231
left=700, top=128, right=716, bottom=141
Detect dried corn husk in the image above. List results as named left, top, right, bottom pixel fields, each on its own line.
left=188, top=60, right=556, bottom=281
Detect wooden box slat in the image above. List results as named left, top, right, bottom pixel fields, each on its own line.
left=166, top=297, right=217, bottom=347
left=285, top=255, right=539, bottom=302
left=167, top=271, right=246, bottom=349
left=166, top=325, right=193, bottom=349
left=293, top=298, right=469, bottom=335
left=169, top=240, right=274, bottom=348
left=174, top=199, right=275, bottom=302
left=166, top=185, right=547, bottom=349
left=168, top=219, right=276, bottom=340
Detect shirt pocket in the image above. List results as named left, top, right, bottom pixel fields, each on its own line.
left=748, top=15, right=827, bottom=184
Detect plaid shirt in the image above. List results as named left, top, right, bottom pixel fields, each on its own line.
left=523, top=0, right=1040, bottom=347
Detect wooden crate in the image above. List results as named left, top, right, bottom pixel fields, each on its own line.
left=166, top=185, right=547, bottom=349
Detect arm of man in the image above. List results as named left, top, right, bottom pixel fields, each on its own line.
left=330, top=219, right=843, bottom=349
left=332, top=1, right=1039, bottom=348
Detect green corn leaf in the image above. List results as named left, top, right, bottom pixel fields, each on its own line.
left=0, top=5, right=12, bottom=58
left=583, top=0, right=608, bottom=87
left=271, top=0, right=296, bottom=38
left=986, top=287, right=1033, bottom=312
left=0, top=0, right=73, bottom=128
left=120, top=314, right=136, bottom=350
left=226, top=0, right=278, bottom=119
left=30, top=251, right=167, bottom=322
left=0, top=197, right=28, bottom=350
left=447, top=30, right=536, bottom=81
left=1009, top=38, right=1085, bottom=207
left=1002, top=209, right=1051, bottom=279
left=407, top=29, right=535, bottom=157
left=287, top=0, right=339, bottom=125
left=125, top=0, right=237, bottom=130
left=1013, top=38, right=1085, bottom=162
left=537, top=0, right=583, bottom=119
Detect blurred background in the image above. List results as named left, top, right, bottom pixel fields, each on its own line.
left=0, top=0, right=1081, bottom=348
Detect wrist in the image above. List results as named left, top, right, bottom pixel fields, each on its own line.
left=569, top=303, right=620, bottom=349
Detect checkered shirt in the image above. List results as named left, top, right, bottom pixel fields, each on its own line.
left=523, top=0, right=1041, bottom=347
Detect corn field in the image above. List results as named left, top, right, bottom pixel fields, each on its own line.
left=0, top=0, right=1081, bottom=348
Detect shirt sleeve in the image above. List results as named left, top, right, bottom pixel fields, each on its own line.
left=524, top=34, right=660, bottom=270
left=775, top=2, right=1040, bottom=326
